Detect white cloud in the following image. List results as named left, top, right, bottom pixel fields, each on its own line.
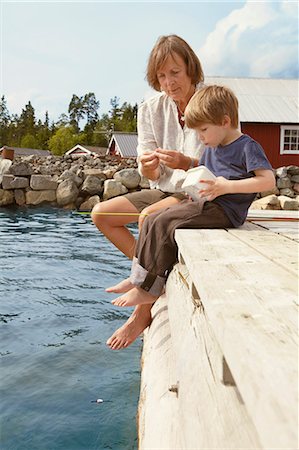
left=199, top=0, right=298, bottom=79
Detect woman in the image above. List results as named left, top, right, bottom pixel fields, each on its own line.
left=91, top=34, right=205, bottom=350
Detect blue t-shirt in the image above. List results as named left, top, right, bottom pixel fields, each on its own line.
left=199, top=134, right=273, bottom=227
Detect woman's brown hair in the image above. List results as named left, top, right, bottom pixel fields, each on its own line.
left=146, top=35, right=204, bottom=91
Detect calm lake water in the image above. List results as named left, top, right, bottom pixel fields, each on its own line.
left=0, top=206, right=141, bottom=450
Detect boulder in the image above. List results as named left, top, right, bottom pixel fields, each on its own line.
left=26, top=189, right=57, bottom=205
left=14, top=189, right=26, bottom=206
left=0, top=189, right=14, bottom=206
left=83, top=169, right=107, bottom=180
left=10, top=161, right=33, bottom=176
left=0, top=159, right=12, bottom=183
left=103, top=179, right=128, bottom=200
left=30, top=175, right=58, bottom=190
left=81, top=175, right=104, bottom=196
left=250, top=194, right=281, bottom=210
left=113, top=168, right=141, bottom=189
left=276, top=177, right=292, bottom=189
left=56, top=179, right=79, bottom=206
left=79, top=195, right=101, bottom=212
left=278, top=195, right=299, bottom=210
left=279, top=188, right=295, bottom=198
left=58, top=170, right=83, bottom=187
left=139, top=175, right=151, bottom=189
left=2, top=174, right=29, bottom=190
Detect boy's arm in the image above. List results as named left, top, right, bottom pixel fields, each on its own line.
left=199, top=169, right=275, bottom=200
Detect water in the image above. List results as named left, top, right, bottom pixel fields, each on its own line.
left=0, top=206, right=141, bottom=450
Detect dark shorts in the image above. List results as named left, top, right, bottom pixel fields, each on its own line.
left=123, top=189, right=188, bottom=213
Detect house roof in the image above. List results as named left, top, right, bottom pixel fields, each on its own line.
left=65, top=144, right=107, bottom=156
left=205, top=77, right=298, bottom=124
left=108, top=132, right=138, bottom=157
left=0, top=146, right=51, bottom=157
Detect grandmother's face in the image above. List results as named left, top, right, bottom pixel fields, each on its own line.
left=156, top=53, right=194, bottom=104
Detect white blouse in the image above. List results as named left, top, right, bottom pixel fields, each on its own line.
left=137, top=90, right=205, bottom=193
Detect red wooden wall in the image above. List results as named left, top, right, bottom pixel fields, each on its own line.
left=241, top=123, right=299, bottom=169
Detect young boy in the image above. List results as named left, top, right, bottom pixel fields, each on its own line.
left=107, top=85, right=275, bottom=307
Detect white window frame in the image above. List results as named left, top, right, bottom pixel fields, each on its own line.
left=280, top=125, right=299, bottom=155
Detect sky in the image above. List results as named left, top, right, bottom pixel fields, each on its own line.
left=1, top=0, right=298, bottom=123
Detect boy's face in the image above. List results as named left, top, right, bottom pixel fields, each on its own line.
left=195, top=122, right=228, bottom=148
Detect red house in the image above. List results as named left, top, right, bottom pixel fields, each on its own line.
left=206, top=77, right=299, bottom=168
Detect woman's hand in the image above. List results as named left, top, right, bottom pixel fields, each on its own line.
left=198, top=177, right=231, bottom=200
left=155, top=148, right=192, bottom=171
left=139, top=151, right=160, bottom=180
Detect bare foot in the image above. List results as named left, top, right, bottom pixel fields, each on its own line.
left=111, top=286, right=158, bottom=307
left=106, top=278, right=134, bottom=293
left=106, top=305, right=152, bottom=350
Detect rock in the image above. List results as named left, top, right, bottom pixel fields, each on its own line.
left=103, top=179, right=128, bottom=200
left=293, top=183, right=299, bottom=193
left=2, top=174, right=29, bottom=190
left=58, top=170, right=83, bottom=187
left=103, top=168, right=117, bottom=179
left=139, top=175, right=151, bottom=189
left=26, top=189, right=57, bottom=205
left=56, top=179, right=79, bottom=206
left=275, top=167, right=288, bottom=178
left=287, top=165, right=299, bottom=175
left=79, top=195, right=101, bottom=211
left=83, top=169, right=107, bottom=179
left=276, top=177, right=292, bottom=189
left=0, top=159, right=12, bottom=183
left=30, top=175, right=58, bottom=190
left=81, top=175, right=104, bottom=196
left=113, top=168, right=141, bottom=189
left=259, top=186, right=280, bottom=197
left=14, top=189, right=26, bottom=206
left=290, top=174, right=299, bottom=183
left=278, top=195, right=299, bottom=210
left=279, top=188, right=295, bottom=198
left=250, top=194, right=281, bottom=210
left=10, top=161, right=33, bottom=176
left=0, top=189, right=14, bottom=206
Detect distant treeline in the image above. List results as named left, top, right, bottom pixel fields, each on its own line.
left=0, top=93, right=138, bottom=155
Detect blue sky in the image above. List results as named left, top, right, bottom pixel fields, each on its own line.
left=1, top=0, right=298, bottom=123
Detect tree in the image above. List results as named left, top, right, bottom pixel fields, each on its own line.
left=20, top=133, right=38, bottom=149
left=84, top=92, right=99, bottom=127
left=68, top=95, right=85, bottom=133
left=0, top=95, right=11, bottom=146
left=19, top=101, right=36, bottom=136
left=48, top=126, right=80, bottom=156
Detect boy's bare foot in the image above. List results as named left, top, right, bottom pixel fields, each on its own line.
left=111, top=286, right=158, bottom=307
left=105, top=278, right=134, bottom=293
left=106, top=305, right=152, bottom=350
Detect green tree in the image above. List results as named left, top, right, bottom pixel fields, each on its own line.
left=19, top=101, right=36, bottom=136
left=68, top=95, right=85, bottom=133
left=20, top=133, right=38, bottom=149
left=0, top=95, right=11, bottom=146
left=48, top=126, right=80, bottom=156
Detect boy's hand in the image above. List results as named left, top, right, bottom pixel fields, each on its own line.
left=198, top=176, right=230, bottom=200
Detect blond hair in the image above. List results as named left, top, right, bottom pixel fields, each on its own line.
left=185, top=85, right=239, bottom=129
left=146, top=35, right=204, bottom=91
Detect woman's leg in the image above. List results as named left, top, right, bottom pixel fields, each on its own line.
left=91, top=196, right=139, bottom=259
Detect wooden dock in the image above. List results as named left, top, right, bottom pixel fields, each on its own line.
left=138, top=211, right=298, bottom=450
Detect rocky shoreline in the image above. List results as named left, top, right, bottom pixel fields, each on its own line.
left=0, top=154, right=298, bottom=211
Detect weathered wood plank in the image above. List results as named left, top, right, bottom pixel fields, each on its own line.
left=167, top=265, right=262, bottom=449
left=138, top=295, right=181, bottom=450
left=228, top=222, right=298, bottom=276
left=175, top=228, right=298, bottom=450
